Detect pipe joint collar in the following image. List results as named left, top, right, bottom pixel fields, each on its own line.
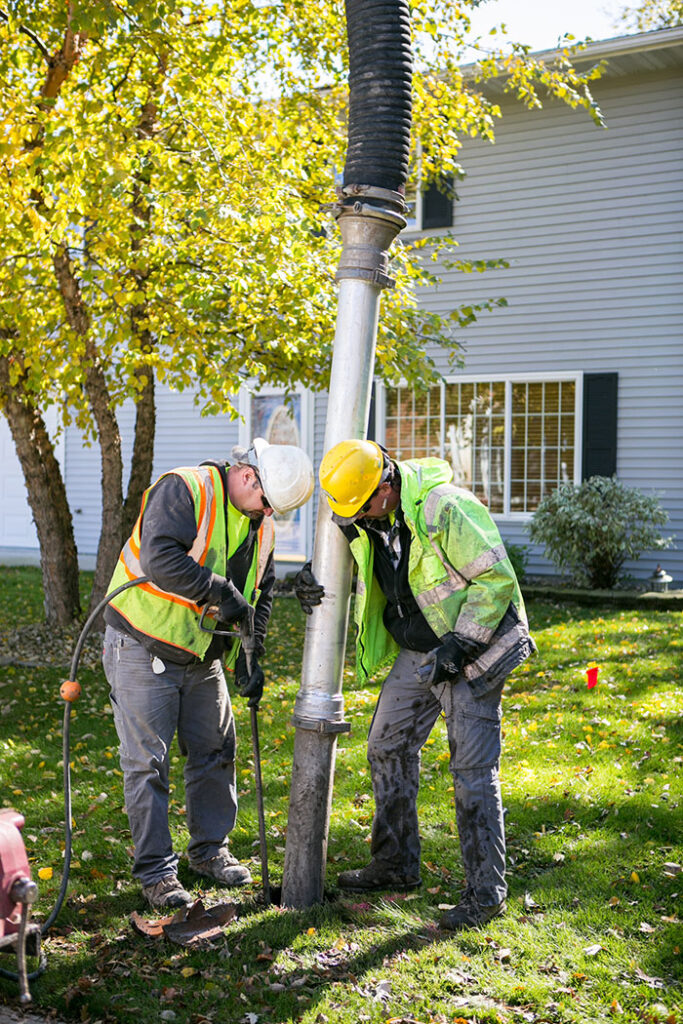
left=292, top=688, right=348, bottom=730
left=338, top=183, right=407, bottom=215
left=332, top=201, right=405, bottom=287
left=290, top=716, right=351, bottom=734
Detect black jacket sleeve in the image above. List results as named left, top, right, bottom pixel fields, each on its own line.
left=138, top=473, right=226, bottom=604
left=253, top=547, right=275, bottom=656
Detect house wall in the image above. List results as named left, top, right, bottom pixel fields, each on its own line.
left=65, top=388, right=242, bottom=568
left=399, top=64, right=683, bottom=583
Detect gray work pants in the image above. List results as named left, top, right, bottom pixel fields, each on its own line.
left=367, top=648, right=506, bottom=906
left=102, top=626, right=237, bottom=887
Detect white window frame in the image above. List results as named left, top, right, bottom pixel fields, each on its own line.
left=238, top=386, right=314, bottom=563
left=374, top=371, right=583, bottom=521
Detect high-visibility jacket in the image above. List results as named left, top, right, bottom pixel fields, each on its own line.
left=108, top=465, right=274, bottom=662
left=348, top=458, right=535, bottom=695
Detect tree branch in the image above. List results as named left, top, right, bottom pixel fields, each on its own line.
left=0, top=7, right=50, bottom=61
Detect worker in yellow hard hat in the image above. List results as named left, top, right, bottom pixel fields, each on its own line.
left=299, top=437, right=535, bottom=932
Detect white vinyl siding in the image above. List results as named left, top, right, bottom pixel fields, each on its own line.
left=404, top=66, right=683, bottom=581
left=65, top=388, right=242, bottom=563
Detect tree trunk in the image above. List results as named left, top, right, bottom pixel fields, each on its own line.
left=52, top=247, right=125, bottom=614
left=122, top=374, right=155, bottom=540
left=0, top=354, right=81, bottom=625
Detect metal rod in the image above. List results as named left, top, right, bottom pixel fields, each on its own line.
left=250, top=705, right=270, bottom=906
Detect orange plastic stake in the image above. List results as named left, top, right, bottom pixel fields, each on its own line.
left=586, top=665, right=598, bottom=689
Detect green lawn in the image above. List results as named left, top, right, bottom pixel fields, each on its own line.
left=0, top=567, right=681, bottom=1024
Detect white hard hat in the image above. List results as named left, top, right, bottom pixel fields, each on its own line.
left=251, top=437, right=314, bottom=515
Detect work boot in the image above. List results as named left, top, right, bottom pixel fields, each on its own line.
left=142, top=875, right=193, bottom=910
left=337, top=860, right=421, bottom=892
left=188, top=848, right=252, bottom=887
left=439, top=892, right=506, bottom=931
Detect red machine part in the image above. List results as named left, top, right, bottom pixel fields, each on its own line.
left=0, top=809, right=33, bottom=937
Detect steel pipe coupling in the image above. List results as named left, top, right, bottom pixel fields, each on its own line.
left=291, top=688, right=350, bottom=733
left=333, top=199, right=406, bottom=287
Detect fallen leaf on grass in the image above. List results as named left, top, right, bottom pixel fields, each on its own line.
left=130, top=910, right=175, bottom=939
left=523, top=892, right=544, bottom=913
left=444, top=968, right=475, bottom=986
left=583, top=943, right=603, bottom=956
left=663, top=862, right=682, bottom=876
left=639, top=921, right=656, bottom=933
left=634, top=967, right=665, bottom=989
left=385, top=1018, right=431, bottom=1024
left=130, top=899, right=237, bottom=948
left=373, top=978, right=392, bottom=1002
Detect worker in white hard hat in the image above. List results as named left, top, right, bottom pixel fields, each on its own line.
left=103, top=438, right=314, bottom=910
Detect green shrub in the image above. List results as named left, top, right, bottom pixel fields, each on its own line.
left=527, top=475, right=674, bottom=589
left=502, top=540, right=528, bottom=583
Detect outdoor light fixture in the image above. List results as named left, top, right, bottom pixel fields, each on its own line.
left=648, top=564, right=673, bottom=593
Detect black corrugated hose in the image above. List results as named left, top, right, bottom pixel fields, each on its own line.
left=0, top=576, right=148, bottom=997
left=343, top=0, right=413, bottom=195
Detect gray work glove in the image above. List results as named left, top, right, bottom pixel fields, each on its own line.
left=234, top=649, right=265, bottom=708
left=293, top=561, right=325, bottom=614
left=417, top=635, right=466, bottom=686
left=217, top=581, right=251, bottom=626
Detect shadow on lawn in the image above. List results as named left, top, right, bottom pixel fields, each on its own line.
left=26, top=886, right=445, bottom=1022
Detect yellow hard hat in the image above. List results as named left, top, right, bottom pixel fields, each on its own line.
left=319, top=439, right=385, bottom=519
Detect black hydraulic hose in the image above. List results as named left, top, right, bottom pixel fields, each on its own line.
left=343, top=0, right=413, bottom=194
left=42, top=575, right=149, bottom=934
left=0, top=576, right=149, bottom=993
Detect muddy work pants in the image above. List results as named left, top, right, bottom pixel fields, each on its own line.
left=367, top=648, right=506, bottom=906
left=103, top=625, right=237, bottom=887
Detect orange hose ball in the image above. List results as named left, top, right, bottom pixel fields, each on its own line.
left=60, top=679, right=81, bottom=703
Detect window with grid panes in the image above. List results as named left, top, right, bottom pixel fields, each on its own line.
left=510, top=380, right=575, bottom=511
left=382, top=378, right=576, bottom=515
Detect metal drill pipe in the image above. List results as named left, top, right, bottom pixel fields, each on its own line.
left=282, top=201, right=405, bottom=908
left=291, top=203, right=405, bottom=731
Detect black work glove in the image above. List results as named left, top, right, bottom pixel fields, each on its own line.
left=293, top=561, right=325, bottom=614
left=217, top=581, right=251, bottom=626
left=234, top=649, right=265, bottom=708
left=417, top=634, right=466, bottom=686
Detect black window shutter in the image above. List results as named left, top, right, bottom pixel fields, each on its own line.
left=366, top=383, right=376, bottom=442
left=421, top=174, right=454, bottom=229
left=582, top=372, right=618, bottom=479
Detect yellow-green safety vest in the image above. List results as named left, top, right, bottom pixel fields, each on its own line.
left=349, top=458, right=534, bottom=692
left=107, top=465, right=274, bottom=661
